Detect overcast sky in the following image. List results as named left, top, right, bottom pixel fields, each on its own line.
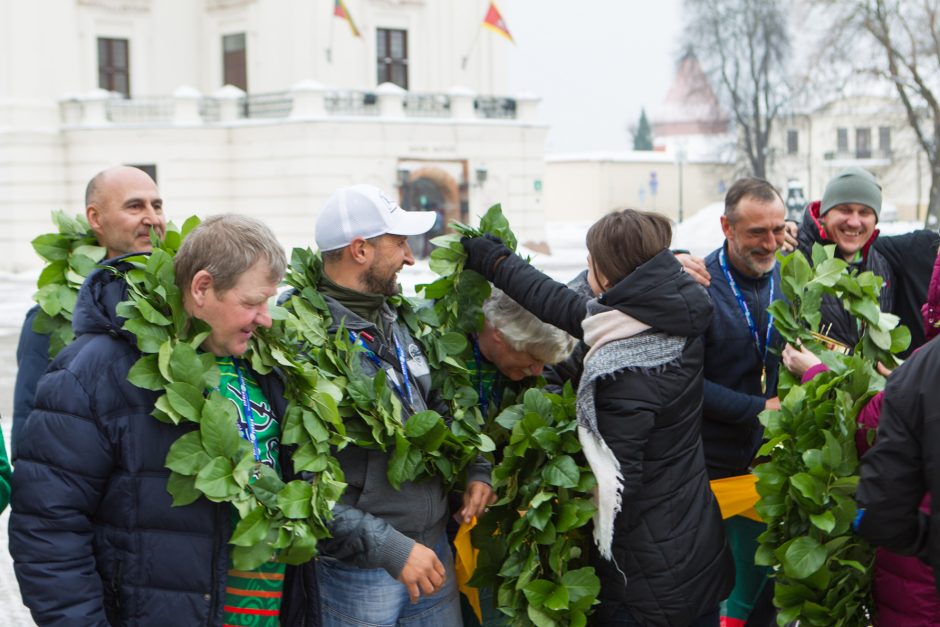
left=503, top=0, right=685, bottom=153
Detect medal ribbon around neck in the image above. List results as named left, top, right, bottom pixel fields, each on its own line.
left=231, top=357, right=262, bottom=465
left=718, top=248, right=775, bottom=385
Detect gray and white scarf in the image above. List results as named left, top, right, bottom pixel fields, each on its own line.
left=577, top=300, right=686, bottom=560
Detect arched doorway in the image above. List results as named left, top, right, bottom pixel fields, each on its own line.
left=400, top=166, right=462, bottom=258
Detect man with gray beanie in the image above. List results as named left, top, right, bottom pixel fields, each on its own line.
left=303, top=184, right=493, bottom=626
left=795, top=166, right=894, bottom=349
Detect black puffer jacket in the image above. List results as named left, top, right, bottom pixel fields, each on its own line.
left=9, top=261, right=317, bottom=627
left=872, top=230, right=940, bottom=356
left=856, top=335, right=940, bottom=596
left=476, top=248, right=734, bottom=626
left=797, top=201, right=894, bottom=349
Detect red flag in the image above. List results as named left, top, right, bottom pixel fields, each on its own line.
left=482, top=2, right=513, bottom=43
left=334, top=0, right=360, bottom=37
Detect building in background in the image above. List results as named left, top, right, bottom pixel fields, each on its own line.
left=544, top=51, right=734, bottom=224
left=769, top=94, right=922, bottom=221
left=0, top=0, right=545, bottom=271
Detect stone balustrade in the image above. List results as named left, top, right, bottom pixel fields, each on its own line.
left=58, top=82, right=541, bottom=126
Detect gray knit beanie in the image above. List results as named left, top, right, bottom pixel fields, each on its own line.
left=820, top=166, right=882, bottom=220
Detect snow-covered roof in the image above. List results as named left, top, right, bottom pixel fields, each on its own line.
left=545, top=148, right=730, bottom=165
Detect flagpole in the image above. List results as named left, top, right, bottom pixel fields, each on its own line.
left=327, top=3, right=335, bottom=63
left=461, top=20, right=483, bottom=70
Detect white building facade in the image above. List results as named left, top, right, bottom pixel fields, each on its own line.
left=768, top=95, right=925, bottom=222
left=0, top=0, right=546, bottom=271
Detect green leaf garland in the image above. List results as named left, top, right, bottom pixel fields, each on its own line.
left=755, top=244, right=907, bottom=625
left=30, top=211, right=106, bottom=357
left=422, top=205, right=600, bottom=626
left=253, top=246, right=485, bottom=491
left=119, top=217, right=339, bottom=570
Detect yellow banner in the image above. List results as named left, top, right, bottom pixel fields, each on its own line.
left=710, top=474, right=762, bottom=522
left=454, top=518, right=482, bottom=622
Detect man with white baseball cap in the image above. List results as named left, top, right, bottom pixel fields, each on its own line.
left=316, top=184, right=437, bottom=253
left=308, top=184, right=494, bottom=627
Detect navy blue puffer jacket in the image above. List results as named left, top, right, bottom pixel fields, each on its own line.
left=9, top=261, right=317, bottom=627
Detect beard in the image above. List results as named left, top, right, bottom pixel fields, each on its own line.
left=729, top=241, right=776, bottom=277
left=742, top=250, right=776, bottom=276
left=362, top=262, right=400, bottom=296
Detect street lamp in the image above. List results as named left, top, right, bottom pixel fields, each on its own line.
left=397, top=165, right=411, bottom=187
left=676, top=145, right=687, bottom=223
left=397, top=165, right=411, bottom=211
left=474, top=165, right=488, bottom=187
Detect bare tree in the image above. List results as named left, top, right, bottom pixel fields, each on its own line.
left=684, top=0, right=792, bottom=178
left=815, top=0, right=940, bottom=226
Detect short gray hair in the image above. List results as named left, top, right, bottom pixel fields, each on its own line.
left=483, top=289, right=576, bottom=364
left=175, top=214, right=286, bottom=294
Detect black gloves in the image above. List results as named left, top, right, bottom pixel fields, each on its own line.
left=461, top=233, right=512, bottom=278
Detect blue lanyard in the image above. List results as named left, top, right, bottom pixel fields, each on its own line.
left=718, top=247, right=775, bottom=368
left=348, top=330, right=414, bottom=407
left=231, top=357, right=262, bottom=464
left=472, top=337, right=502, bottom=418
left=392, top=332, right=415, bottom=406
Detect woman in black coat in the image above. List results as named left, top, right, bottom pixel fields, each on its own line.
left=464, top=209, right=734, bottom=627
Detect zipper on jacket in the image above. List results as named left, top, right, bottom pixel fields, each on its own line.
left=109, top=560, right=123, bottom=613
left=207, top=506, right=223, bottom=626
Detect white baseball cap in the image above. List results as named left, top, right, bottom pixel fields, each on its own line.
left=315, top=184, right=437, bottom=252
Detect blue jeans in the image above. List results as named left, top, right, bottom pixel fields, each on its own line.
left=317, top=533, right=462, bottom=626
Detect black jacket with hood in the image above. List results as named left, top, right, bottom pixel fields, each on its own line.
left=855, top=334, right=940, bottom=597
left=469, top=246, right=734, bottom=627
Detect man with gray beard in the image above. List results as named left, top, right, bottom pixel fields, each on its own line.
left=700, top=177, right=788, bottom=627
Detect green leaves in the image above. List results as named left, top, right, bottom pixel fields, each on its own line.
left=118, top=216, right=341, bottom=571
left=195, top=457, right=239, bottom=500
left=277, top=481, right=314, bottom=518
left=165, top=432, right=211, bottom=474
left=784, top=536, right=828, bottom=579
left=471, top=383, right=598, bottom=624
left=542, top=455, right=580, bottom=489
left=200, top=399, right=240, bottom=458
left=410, top=206, right=601, bottom=623
left=753, top=243, right=893, bottom=625
left=30, top=211, right=107, bottom=359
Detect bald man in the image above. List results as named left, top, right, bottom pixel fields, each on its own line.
left=12, top=166, right=166, bottom=458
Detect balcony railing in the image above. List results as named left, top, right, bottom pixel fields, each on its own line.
left=108, top=97, right=175, bottom=124
left=823, top=149, right=893, bottom=161
left=60, top=85, right=537, bottom=126
left=474, top=96, right=516, bottom=119
left=403, top=93, right=451, bottom=118
left=324, top=90, right=380, bottom=116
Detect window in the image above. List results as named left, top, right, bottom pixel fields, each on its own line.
left=836, top=128, right=848, bottom=153
left=377, top=28, right=408, bottom=89
left=879, top=126, right=891, bottom=156
left=856, top=127, right=872, bottom=159
left=98, top=37, right=130, bottom=97
left=222, top=33, right=247, bottom=91
left=786, top=129, right=799, bottom=155
left=126, top=164, right=157, bottom=184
